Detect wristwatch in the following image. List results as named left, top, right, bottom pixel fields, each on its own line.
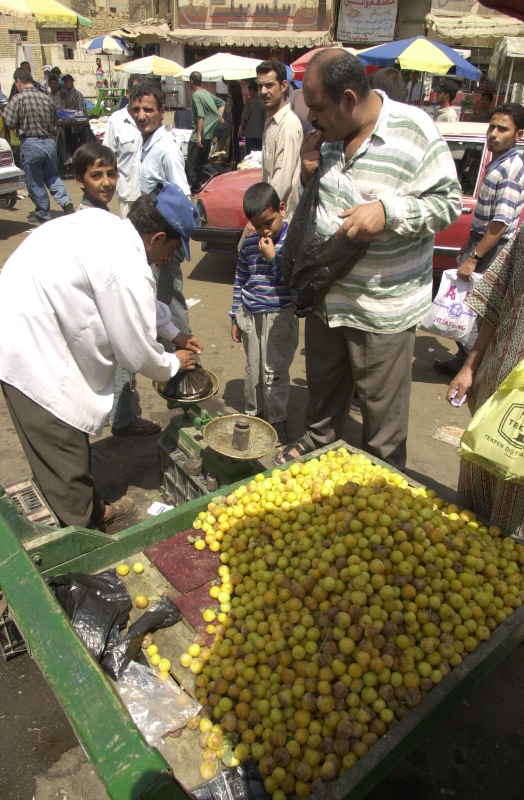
left=471, top=251, right=481, bottom=261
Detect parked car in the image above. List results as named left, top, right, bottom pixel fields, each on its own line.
left=192, top=122, right=524, bottom=275
left=0, top=136, right=25, bottom=209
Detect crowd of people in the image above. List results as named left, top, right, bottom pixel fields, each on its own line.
left=1, top=51, right=523, bottom=545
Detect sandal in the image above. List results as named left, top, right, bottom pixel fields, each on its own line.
left=97, top=495, right=135, bottom=532
left=112, top=416, right=161, bottom=437
left=273, top=438, right=314, bottom=466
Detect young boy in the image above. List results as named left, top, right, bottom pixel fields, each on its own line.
left=230, top=182, right=299, bottom=445
left=72, top=142, right=117, bottom=211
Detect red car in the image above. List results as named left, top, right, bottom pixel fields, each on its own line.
left=192, top=122, right=524, bottom=274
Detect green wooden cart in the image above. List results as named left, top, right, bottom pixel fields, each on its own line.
left=1, top=442, right=524, bottom=800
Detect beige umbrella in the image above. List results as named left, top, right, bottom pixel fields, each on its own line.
left=114, top=55, right=183, bottom=77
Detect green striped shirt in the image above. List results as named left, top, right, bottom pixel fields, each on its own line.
left=316, top=93, right=462, bottom=333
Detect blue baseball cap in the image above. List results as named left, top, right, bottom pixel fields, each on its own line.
left=153, top=183, right=199, bottom=261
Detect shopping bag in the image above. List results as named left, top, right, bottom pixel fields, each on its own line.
left=419, top=269, right=481, bottom=342
left=458, top=360, right=524, bottom=484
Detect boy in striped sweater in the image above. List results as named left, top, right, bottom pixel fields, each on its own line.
left=230, top=182, right=299, bottom=445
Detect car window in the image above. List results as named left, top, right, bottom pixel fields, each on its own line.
left=445, top=139, right=485, bottom=196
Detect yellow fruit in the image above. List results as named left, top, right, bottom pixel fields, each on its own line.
left=203, top=609, right=216, bottom=623
left=135, top=594, right=149, bottom=609
left=158, top=658, right=171, bottom=673
left=116, top=564, right=129, bottom=576
left=188, top=643, right=201, bottom=657
left=146, top=644, right=158, bottom=657
left=132, top=562, right=145, bottom=574
left=150, top=653, right=161, bottom=666
left=195, top=539, right=206, bottom=551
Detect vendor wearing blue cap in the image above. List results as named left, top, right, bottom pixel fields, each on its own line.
left=0, top=183, right=203, bottom=532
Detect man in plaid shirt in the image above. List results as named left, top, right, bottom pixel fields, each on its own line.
left=3, top=67, right=74, bottom=223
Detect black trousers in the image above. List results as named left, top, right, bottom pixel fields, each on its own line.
left=185, top=139, right=212, bottom=194
left=2, top=382, right=104, bottom=528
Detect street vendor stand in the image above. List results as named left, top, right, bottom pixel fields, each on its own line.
left=1, top=434, right=524, bottom=800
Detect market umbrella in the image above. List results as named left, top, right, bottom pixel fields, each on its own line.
left=114, top=55, right=183, bottom=77
left=82, top=36, right=129, bottom=86
left=357, top=36, right=481, bottom=81
left=290, top=46, right=358, bottom=80
left=180, top=53, right=263, bottom=82
left=1, top=0, right=91, bottom=26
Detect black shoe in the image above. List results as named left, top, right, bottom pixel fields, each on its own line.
left=433, top=354, right=465, bottom=376
left=350, top=395, right=361, bottom=414
left=63, top=201, right=75, bottom=215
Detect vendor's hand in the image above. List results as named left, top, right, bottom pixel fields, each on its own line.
left=259, top=235, right=275, bottom=262
left=197, top=137, right=203, bottom=149
left=457, top=256, right=476, bottom=281
left=300, top=129, right=323, bottom=184
left=336, top=202, right=386, bottom=242
left=231, top=322, right=242, bottom=343
left=176, top=349, right=196, bottom=371
left=447, top=364, right=475, bottom=405
left=173, top=331, right=203, bottom=354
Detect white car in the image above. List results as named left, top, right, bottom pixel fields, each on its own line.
left=0, top=136, right=25, bottom=208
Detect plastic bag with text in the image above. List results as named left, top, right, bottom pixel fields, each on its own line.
left=458, top=360, right=524, bottom=484
left=114, top=660, right=200, bottom=748
left=419, top=269, right=481, bottom=343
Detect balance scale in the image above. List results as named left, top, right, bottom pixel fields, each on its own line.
left=154, top=368, right=278, bottom=492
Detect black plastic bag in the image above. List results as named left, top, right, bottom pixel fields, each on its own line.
left=48, top=572, right=182, bottom=680
left=48, top=570, right=132, bottom=661
left=282, top=166, right=369, bottom=317
left=161, top=364, right=213, bottom=401
left=191, top=758, right=269, bottom=800
left=101, top=597, right=182, bottom=680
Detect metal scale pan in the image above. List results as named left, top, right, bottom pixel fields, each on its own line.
left=202, top=413, right=277, bottom=461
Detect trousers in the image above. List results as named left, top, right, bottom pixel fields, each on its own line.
left=152, top=250, right=191, bottom=338
left=2, top=382, right=104, bottom=528
left=302, top=315, right=416, bottom=471
left=235, top=305, right=299, bottom=424
left=186, top=139, right=212, bottom=194
left=20, top=137, right=71, bottom=222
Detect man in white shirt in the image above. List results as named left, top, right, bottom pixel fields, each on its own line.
left=435, top=79, right=460, bottom=123
left=256, top=59, right=303, bottom=221
left=0, top=185, right=201, bottom=531
left=129, top=79, right=193, bottom=335
left=103, top=73, right=142, bottom=219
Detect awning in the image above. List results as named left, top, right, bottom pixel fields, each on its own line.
left=108, top=23, right=171, bottom=45
left=168, top=27, right=333, bottom=49
left=2, top=0, right=91, bottom=27
left=488, top=35, right=524, bottom=83
left=425, top=11, right=524, bottom=47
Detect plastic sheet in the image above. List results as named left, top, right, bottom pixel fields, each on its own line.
left=191, top=758, right=269, bottom=800
left=161, top=364, right=213, bottom=401
left=48, top=570, right=132, bottom=661
left=282, top=167, right=369, bottom=317
left=48, top=572, right=183, bottom=680
left=114, top=660, right=201, bottom=748
left=101, top=596, right=182, bottom=680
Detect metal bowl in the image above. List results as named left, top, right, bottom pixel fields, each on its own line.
left=202, top=414, right=277, bottom=460
left=153, top=367, right=219, bottom=405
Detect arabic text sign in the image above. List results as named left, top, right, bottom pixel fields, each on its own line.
left=337, top=0, right=398, bottom=43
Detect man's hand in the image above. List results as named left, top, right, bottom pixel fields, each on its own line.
left=336, top=202, right=386, bottom=242
left=173, top=332, right=203, bottom=354
left=259, top=236, right=276, bottom=262
left=231, top=322, right=242, bottom=343
left=196, top=136, right=203, bottom=149
left=300, top=129, right=323, bottom=185
left=447, top=364, right=475, bottom=405
left=176, top=349, right=196, bottom=371
left=457, top=255, right=476, bottom=281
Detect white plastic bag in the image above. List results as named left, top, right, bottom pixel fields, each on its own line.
left=115, top=660, right=201, bottom=748
left=419, top=269, right=481, bottom=343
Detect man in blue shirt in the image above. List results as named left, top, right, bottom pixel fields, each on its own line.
left=435, top=102, right=524, bottom=375
left=129, top=80, right=193, bottom=336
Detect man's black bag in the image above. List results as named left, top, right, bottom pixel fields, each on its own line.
left=282, top=167, right=369, bottom=317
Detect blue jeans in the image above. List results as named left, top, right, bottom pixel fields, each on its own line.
left=20, top=138, right=71, bottom=221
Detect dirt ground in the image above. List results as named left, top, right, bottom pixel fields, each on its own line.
left=0, top=179, right=523, bottom=800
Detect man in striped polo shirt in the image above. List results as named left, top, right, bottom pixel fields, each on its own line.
left=435, top=101, right=524, bottom=376
left=275, top=49, right=462, bottom=471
